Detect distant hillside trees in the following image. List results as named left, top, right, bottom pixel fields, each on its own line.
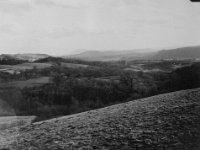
left=167, top=63, right=200, bottom=90
left=0, top=56, right=27, bottom=65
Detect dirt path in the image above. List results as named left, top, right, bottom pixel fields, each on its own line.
left=1, top=88, right=200, bottom=150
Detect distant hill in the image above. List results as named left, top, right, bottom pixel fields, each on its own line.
left=153, top=46, right=200, bottom=60
left=67, top=50, right=155, bottom=61
left=1, top=88, right=200, bottom=149
left=67, top=46, right=200, bottom=61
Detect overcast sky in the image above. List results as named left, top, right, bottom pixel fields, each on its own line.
left=0, top=0, right=200, bottom=55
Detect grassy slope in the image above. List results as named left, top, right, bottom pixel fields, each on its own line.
left=1, top=88, right=200, bottom=150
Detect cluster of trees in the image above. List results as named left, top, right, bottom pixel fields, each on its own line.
left=36, top=56, right=125, bottom=68
left=128, top=60, right=192, bottom=72
left=166, top=62, right=200, bottom=91
left=0, top=56, right=27, bottom=65
left=0, top=66, right=41, bottom=82
left=16, top=70, right=162, bottom=120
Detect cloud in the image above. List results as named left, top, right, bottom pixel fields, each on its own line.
left=39, top=25, right=115, bottom=39
left=0, top=0, right=32, bottom=14
left=0, top=0, right=200, bottom=55
left=0, top=24, right=16, bottom=35
left=33, top=0, right=142, bottom=9
left=33, top=0, right=82, bottom=9
left=0, top=23, right=24, bottom=36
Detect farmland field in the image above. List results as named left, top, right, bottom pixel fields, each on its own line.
left=16, top=62, right=52, bottom=69
left=125, top=60, right=193, bottom=73
left=60, top=62, right=89, bottom=68
left=0, top=77, right=50, bottom=89
left=0, top=63, right=52, bottom=74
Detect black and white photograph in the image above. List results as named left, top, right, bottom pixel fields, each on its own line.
left=0, top=0, right=200, bottom=149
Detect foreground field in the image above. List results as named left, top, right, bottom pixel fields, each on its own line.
left=1, top=88, right=200, bottom=150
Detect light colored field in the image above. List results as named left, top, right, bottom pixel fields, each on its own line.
left=16, top=62, right=52, bottom=69
left=0, top=77, right=50, bottom=89
left=60, top=62, right=89, bottom=69
left=0, top=63, right=52, bottom=74
left=95, top=76, right=120, bottom=82
left=0, top=116, right=36, bottom=130
left=124, top=67, right=164, bottom=72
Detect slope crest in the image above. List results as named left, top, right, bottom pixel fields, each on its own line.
left=1, top=88, right=200, bottom=150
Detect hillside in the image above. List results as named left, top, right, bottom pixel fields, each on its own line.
left=68, top=46, right=200, bottom=61
left=68, top=50, right=154, bottom=61
left=153, top=46, right=200, bottom=60
left=1, top=88, right=200, bottom=149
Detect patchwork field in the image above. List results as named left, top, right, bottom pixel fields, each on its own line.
left=0, top=63, right=52, bottom=74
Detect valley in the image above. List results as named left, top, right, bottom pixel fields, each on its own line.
left=0, top=46, right=200, bottom=149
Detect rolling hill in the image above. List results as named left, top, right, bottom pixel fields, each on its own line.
left=152, top=46, right=200, bottom=60
left=67, top=46, right=200, bottom=61
left=67, top=50, right=155, bottom=61
left=1, top=88, right=200, bottom=149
